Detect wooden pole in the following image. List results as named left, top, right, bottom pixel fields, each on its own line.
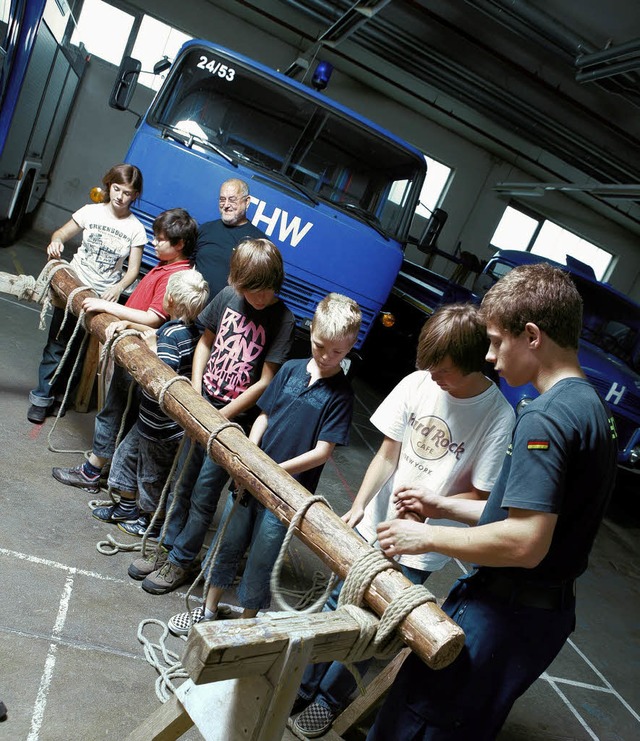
left=45, top=264, right=465, bottom=670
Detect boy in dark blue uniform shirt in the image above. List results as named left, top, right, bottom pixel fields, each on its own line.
left=369, top=263, right=617, bottom=741
left=167, top=292, right=362, bottom=634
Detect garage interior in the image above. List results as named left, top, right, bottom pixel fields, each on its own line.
left=1, top=1, right=640, bottom=740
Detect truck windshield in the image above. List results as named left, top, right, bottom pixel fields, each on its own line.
left=148, top=46, right=423, bottom=240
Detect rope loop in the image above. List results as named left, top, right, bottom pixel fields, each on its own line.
left=269, top=495, right=339, bottom=614
left=206, top=421, right=245, bottom=458
left=96, top=533, right=142, bottom=556
left=157, top=375, right=191, bottom=412
left=137, top=618, right=189, bottom=703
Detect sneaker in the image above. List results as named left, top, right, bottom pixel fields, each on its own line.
left=141, top=560, right=189, bottom=595
left=117, top=513, right=163, bottom=539
left=27, top=404, right=48, bottom=424
left=128, top=545, right=169, bottom=581
left=292, top=702, right=336, bottom=738
left=290, top=694, right=311, bottom=716
left=92, top=502, right=139, bottom=523
left=168, top=606, right=218, bottom=636
left=52, top=464, right=101, bottom=494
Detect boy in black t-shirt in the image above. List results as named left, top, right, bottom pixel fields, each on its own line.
left=129, top=238, right=295, bottom=595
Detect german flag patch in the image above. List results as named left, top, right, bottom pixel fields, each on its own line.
left=527, top=439, right=550, bottom=451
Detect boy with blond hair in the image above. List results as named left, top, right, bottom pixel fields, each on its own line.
left=167, top=293, right=362, bottom=633
left=131, top=238, right=296, bottom=594
left=91, top=268, right=209, bottom=534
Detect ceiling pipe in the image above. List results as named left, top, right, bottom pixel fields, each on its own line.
left=576, top=56, right=640, bottom=83
left=464, top=0, right=640, bottom=101
left=576, top=38, right=640, bottom=68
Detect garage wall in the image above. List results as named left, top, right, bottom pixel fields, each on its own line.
left=36, top=0, right=640, bottom=300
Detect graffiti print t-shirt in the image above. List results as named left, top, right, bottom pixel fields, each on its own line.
left=69, top=203, right=146, bottom=296
left=198, top=286, right=295, bottom=414
left=356, top=370, right=515, bottom=572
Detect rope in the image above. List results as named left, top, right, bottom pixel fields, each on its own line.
left=157, top=374, right=191, bottom=410
left=269, top=496, right=339, bottom=614
left=34, top=260, right=69, bottom=329
left=136, top=618, right=189, bottom=703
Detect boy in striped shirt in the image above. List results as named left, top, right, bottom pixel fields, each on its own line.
left=91, top=268, right=209, bottom=536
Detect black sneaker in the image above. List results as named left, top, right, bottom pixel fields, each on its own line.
left=27, top=404, right=48, bottom=424
left=292, top=702, right=336, bottom=738
left=92, top=503, right=139, bottom=523
left=52, top=464, right=101, bottom=494
left=117, top=513, right=163, bottom=539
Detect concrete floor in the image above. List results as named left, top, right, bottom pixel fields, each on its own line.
left=1, top=232, right=640, bottom=741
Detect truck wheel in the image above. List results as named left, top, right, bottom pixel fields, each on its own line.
left=0, top=172, right=34, bottom=247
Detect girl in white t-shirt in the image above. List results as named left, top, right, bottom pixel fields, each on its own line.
left=28, top=164, right=146, bottom=423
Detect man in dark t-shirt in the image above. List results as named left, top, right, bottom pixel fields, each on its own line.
left=368, top=263, right=618, bottom=741
left=194, top=178, right=265, bottom=297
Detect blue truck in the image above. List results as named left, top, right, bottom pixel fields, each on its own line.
left=108, top=39, right=426, bottom=352
left=365, top=248, right=640, bottom=475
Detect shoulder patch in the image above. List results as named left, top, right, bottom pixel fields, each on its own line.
left=527, top=439, right=550, bottom=451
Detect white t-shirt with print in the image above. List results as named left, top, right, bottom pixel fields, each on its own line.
left=357, top=371, right=515, bottom=572
left=69, top=203, right=146, bottom=296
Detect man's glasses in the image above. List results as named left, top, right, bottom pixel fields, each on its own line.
left=219, top=196, right=248, bottom=205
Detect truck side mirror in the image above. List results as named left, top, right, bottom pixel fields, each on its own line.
left=109, top=55, right=141, bottom=111
left=418, top=207, right=448, bottom=253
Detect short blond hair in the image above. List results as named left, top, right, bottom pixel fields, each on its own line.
left=311, top=293, right=362, bottom=343
left=166, top=269, right=209, bottom=323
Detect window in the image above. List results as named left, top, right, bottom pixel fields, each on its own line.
left=131, top=16, right=191, bottom=91
left=70, top=0, right=134, bottom=66
left=70, top=0, right=191, bottom=90
left=490, top=204, right=612, bottom=280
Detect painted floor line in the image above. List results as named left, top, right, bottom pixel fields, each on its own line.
left=27, top=573, right=74, bottom=741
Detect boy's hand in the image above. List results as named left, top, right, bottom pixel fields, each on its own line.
left=141, top=328, right=157, bottom=352
left=82, top=297, right=112, bottom=314
left=393, top=485, right=441, bottom=521
left=377, top=518, right=430, bottom=557
left=104, top=320, right=129, bottom=342
left=101, top=284, right=123, bottom=302
left=47, top=240, right=64, bottom=259
left=342, top=505, right=365, bottom=529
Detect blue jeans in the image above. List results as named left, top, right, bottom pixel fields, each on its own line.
left=108, top=424, right=180, bottom=513
left=30, top=306, right=87, bottom=407
left=163, top=437, right=230, bottom=569
left=366, top=572, right=576, bottom=741
left=206, top=493, right=287, bottom=611
left=92, top=363, right=138, bottom=460
left=298, top=563, right=430, bottom=713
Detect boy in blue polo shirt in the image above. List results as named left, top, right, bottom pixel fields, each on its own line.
left=167, top=292, right=362, bottom=633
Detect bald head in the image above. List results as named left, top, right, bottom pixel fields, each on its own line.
left=218, top=179, right=251, bottom=226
